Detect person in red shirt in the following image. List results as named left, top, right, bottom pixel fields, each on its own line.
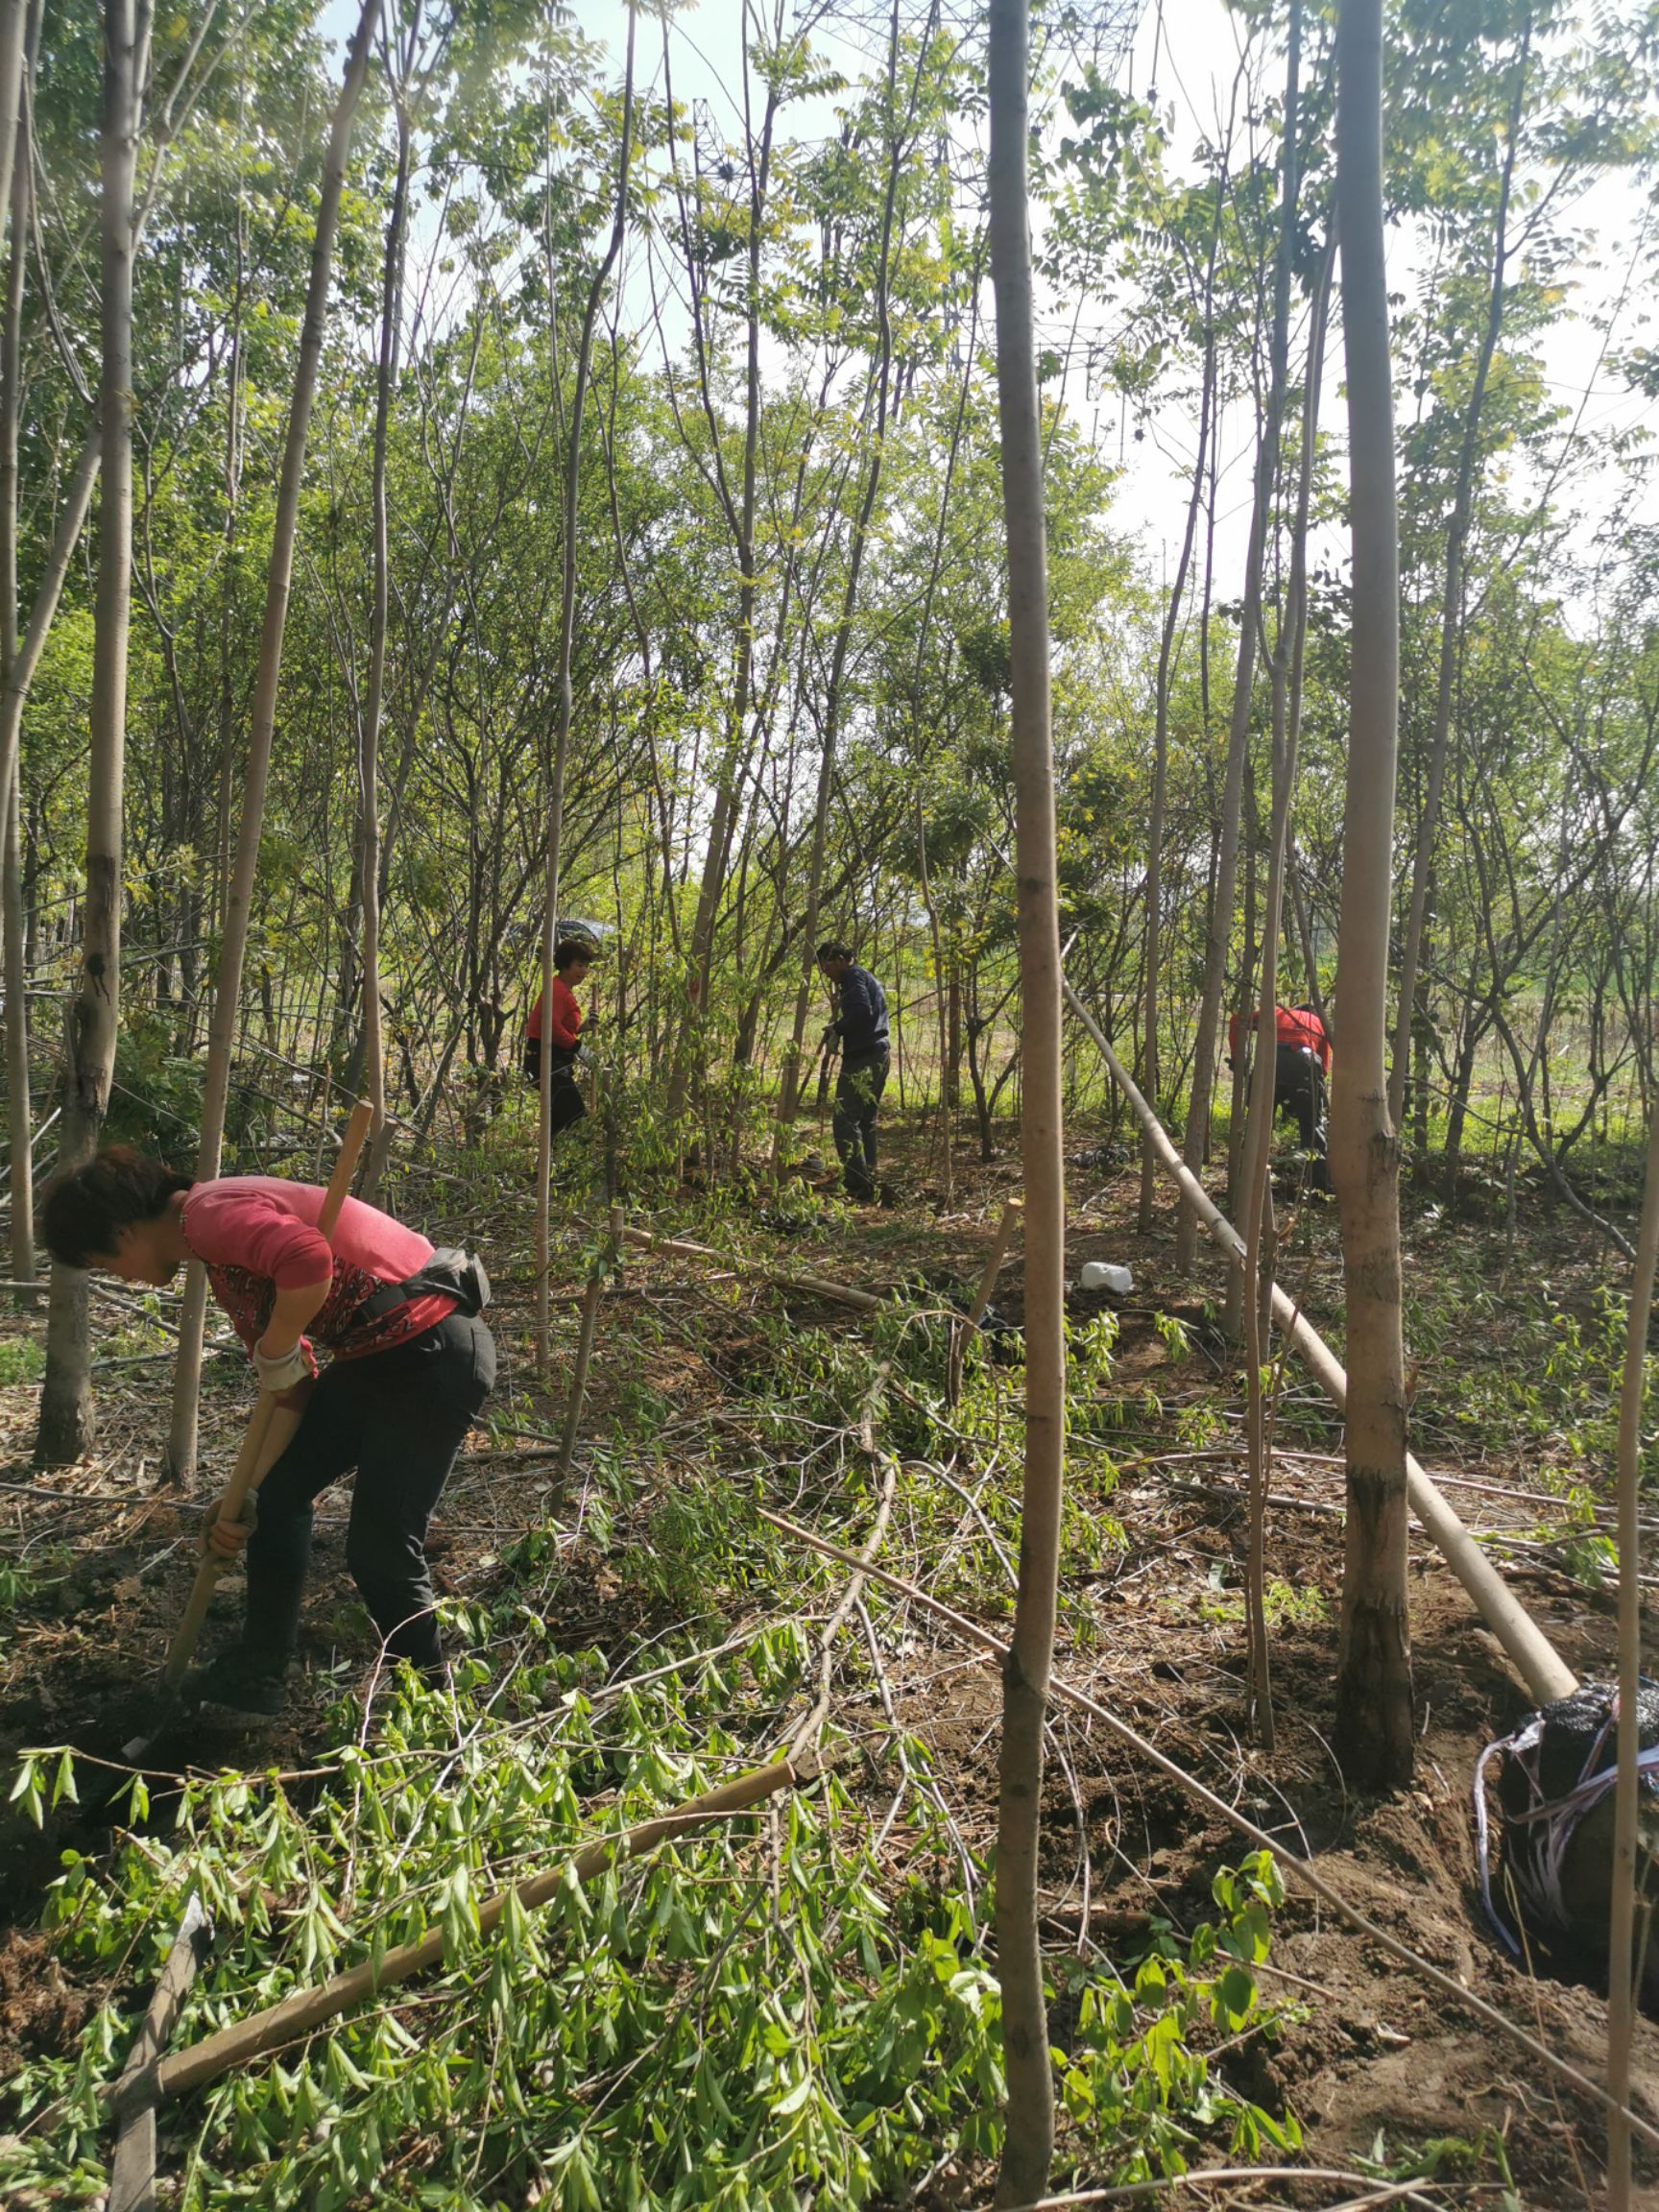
left=1226, top=999, right=1332, bottom=1170
left=524, top=937, right=595, bottom=1138
left=41, top=1149, right=495, bottom=1715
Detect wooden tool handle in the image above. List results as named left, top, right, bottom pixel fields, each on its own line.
left=159, top=1102, right=373, bottom=1690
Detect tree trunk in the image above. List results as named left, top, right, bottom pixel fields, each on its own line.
left=0, top=9, right=33, bottom=1302
left=1385, top=28, right=1527, bottom=1131
left=36, top=0, right=142, bottom=1464
left=534, top=5, right=635, bottom=1376
left=774, top=0, right=908, bottom=1148
left=356, top=57, right=416, bottom=1201
left=1175, top=142, right=1293, bottom=1273
left=1332, top=0, right=1414, bottom=1787
left=164, top=0, right=379, bottom=1481
left=988, top=0, right=1067, bottom=2198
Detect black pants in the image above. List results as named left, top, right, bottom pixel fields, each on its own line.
left=1274, top=1043, right=1327, bottom=1157
left=246, top=1311, right=496, bottom=1673
left=523, top=1040, right=587, bottom=1137
left=832, top=1051, right=889, bottom=1201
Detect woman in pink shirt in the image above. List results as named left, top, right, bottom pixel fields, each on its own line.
left=41, top=1149, right=495, bottom=1715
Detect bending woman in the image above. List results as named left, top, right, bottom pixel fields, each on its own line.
left=42, top=1149, right=495, bottom=1715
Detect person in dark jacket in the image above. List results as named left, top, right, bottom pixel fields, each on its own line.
left=817, top=940, right=890, bottom=1203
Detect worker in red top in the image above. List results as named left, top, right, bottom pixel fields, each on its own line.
left=1226, top=999, right=1332, bottom=1170
left=41, top=1149, right=495, bottom=1715
left=524, top=936, right=595, bottom=1138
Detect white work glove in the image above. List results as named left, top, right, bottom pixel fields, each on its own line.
left=821, top=1023, right=838, bottom=1050
left=252, top=1340, right=309, bottom=1394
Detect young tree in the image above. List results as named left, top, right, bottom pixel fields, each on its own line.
left=1331, top=0, right=1414, bottom=1785
left=36, top=0, right=143, bottom=1462
left=164, top=0, right=380, bottom=1480
left=987, top=0, right=1067, bottom=2197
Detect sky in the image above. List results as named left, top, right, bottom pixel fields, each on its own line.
left=318, top=0, right=1657, bottom=613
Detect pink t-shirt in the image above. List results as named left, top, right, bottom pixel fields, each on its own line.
left=180, top=1177, right=454, bottom=1364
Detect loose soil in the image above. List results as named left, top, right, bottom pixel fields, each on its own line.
left=2, top=1109, right=1656, bottom=2207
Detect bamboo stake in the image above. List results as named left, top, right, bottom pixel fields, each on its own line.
left=1605, top=1094, right=1659, bottom=2209
left=948, top=1196, right=1022, bottom=1406
left=122, top=1753, right=809, bottom=2113
left=108, top=1890, right=210, bottom=2212
left=758, top=1507, right=1657, bottom=2151
left=1063, top=976, right=1577, bottom=1708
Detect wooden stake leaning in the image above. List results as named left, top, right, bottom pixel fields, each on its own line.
left=1061, top=975, right=1578, bottom=1711
left=947, top=1196, right=1022, bottom=1406
left=116, top=1752, right=811, bottom=2115
left=108, top=1890, right=211, bottom=2212
left=155, top=1102, right=373, bottom=1698
left=757, top=1507, right=1659, bottom=2153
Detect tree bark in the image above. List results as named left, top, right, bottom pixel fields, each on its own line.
left=1332, top=0, right=1414, bottom=1786
left=1385, top=24, right=1527, bottom=1132
left=164, top=0, right=380, bottom=1480
left=36, top=0, right=143, bottom=1464
left=988, top=0, right=1067, bottom=2198
left=534, top=3, right=635, bottom=1376
left=356, top=26, right=419, bottom=1200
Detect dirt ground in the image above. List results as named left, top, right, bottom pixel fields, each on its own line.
left=1, top=1109, right=1656, bottom=2207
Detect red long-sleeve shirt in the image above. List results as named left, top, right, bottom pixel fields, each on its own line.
left=180, top=1177, right=453, bottom=1364
left=526, top=976, right=582, bottom=1050
left=1227, top=1004, right=1332, bottom=1074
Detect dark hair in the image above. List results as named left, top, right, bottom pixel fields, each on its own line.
left=817, top=940, right=854, bottom=963
left=40, top=1147, right=193, bottom=1269
left=554, top=937, right=597, bottom=973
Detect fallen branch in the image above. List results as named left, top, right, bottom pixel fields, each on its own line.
left=759, top=1506, right=1659, bottom=2151
left=617, top=1223, right=881, bottom=1310
left=789, top=1358, right=895, bottom=1759
left=108, top=1890, right=211, bottom=2212
left=119, top=1752, right=811, bottom=2113
left=1062, top=977, right=1577, bottom=1709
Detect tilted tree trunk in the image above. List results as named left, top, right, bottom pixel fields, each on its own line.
left=1332, top=0, right=1414, bottom=1787
left=164, top=0, right=380, bottom=1481
left=1384, top=32, right=1527, bottom=1133
left=534, top=3, right=635, bottom=1377
left=36, top=0, right=143, bottom=1463
left=987, top=0, right=1067, bottom=2198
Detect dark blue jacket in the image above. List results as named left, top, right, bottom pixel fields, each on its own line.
left=833, top=965, right=889, bottom=1060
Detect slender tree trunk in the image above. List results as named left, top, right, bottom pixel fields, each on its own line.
left=988, top=0, right=1066, bottom=2197
left=37, top=0, right=143, bottom=1463
left=164, top=0, right=379, bottom=1481
left=534, top=5, right=635, bottom=1376
left=1605, top=1085, right=1659, bottom=2210
left=0, top=1, right=25, bottom=276
left=775, top=0, right=910, bottom=1146
left=661, top=23, right=781, bottom=1131
left=356, top=56, right=417, bottom=1200
left=1332, top=0, right=1414, bottom=1786
left=1386, top=30, right=1527, bottom=1131
left=4, top=775, right=29, bottom=1291
left=0, top=15, right=32, bottom=1301
left=1176, top=163, right=1290, bottom=1272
